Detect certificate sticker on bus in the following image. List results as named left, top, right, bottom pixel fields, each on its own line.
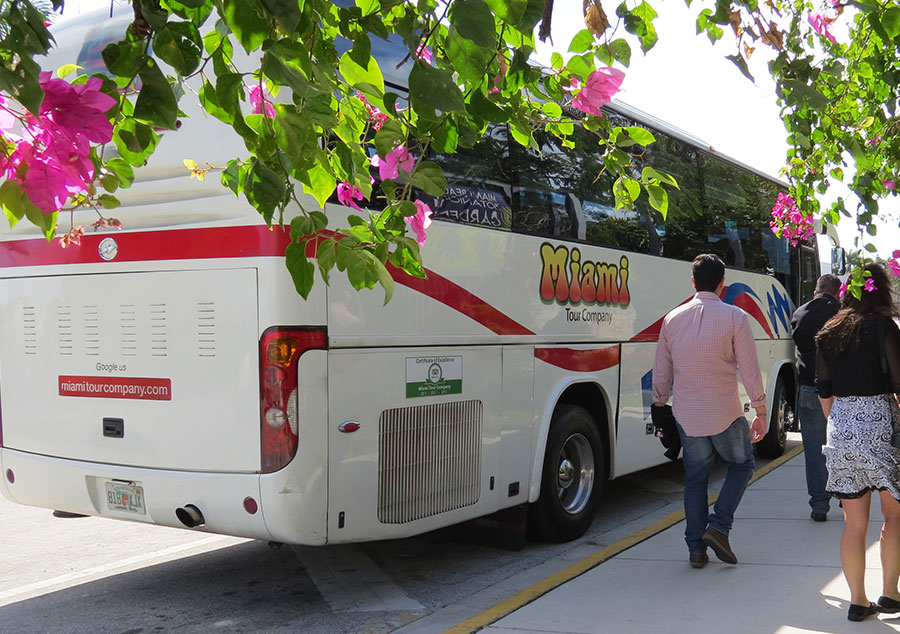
left=406, top=356, right=462, bottom=398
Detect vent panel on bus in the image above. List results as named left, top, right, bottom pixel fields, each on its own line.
left=377, top=400, right=482, bottom=524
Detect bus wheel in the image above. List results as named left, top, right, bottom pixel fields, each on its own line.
left=756, top=377, right=790, bottom=459
left=527, top=404, right=606, bottom=542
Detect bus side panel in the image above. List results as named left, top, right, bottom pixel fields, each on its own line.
left=325, top=346, right=503, bottom=543
left=529, top=351, right=619, bottom=502
left=613, top=342, right=670, bottom=478
left=499, top=346, right=534, bottom=508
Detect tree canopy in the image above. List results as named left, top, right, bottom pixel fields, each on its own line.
left=0, top=0, right=898, bottom=299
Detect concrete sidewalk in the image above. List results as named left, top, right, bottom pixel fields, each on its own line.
left=479, top=450, right=900, bottom=634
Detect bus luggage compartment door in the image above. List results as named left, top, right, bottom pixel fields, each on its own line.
left=325, top=346, right=503, bottom=542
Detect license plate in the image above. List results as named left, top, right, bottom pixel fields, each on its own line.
left=104, top=481, right=146, bottom=515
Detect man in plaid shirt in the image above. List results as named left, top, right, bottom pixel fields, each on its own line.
left=652, top=253, right=767, bottom=569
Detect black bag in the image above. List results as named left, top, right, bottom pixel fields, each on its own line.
left=874, top=318, right=900, bottom=449
left=651, top=404, right=682, bottom=461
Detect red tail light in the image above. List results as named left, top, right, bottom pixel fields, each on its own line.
left=259, top=326, right=326, bottom=473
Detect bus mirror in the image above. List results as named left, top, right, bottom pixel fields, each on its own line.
left=831, top=246, right=847, bottom=275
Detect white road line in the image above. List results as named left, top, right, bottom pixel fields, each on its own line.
left=0, top=535, right=247, bottom=606
left=294, top=544, right=425, bottom=613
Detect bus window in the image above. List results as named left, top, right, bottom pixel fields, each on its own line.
left=420, top=125, right=513, bottom=230
left=508, top=130, right=581, bottom=239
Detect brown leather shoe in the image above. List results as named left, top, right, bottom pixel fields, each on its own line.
left=689, top=552, right=709, bottom=569
left=702, top=528, right=737, bottom=564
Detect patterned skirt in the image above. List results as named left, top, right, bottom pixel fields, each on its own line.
left=824, top=394, right=900, bottom=500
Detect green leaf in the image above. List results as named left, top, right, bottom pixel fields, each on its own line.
left=316, top=237, right=336, bottom=283
left=467, top=89, right=510, bottom=122
left=641, top=166, right=678, bottom=188
left=617, top=126, right=655, bottom=147
left=221, top=0, right=270, bottom=53
left=449, top=0, right=497, bottom=48
left=245, top=159, right=286, bottom=224
left=445, top=26, right=495, bottom=84
left=409, top=62, right=466, bottom=119
left=0, top=180, right=25, bottom=228
left=135, top=60, right=178, bottom=129
left=106, top=158, right=135, bottom=188
left=373, top=256, right=394, bottom=305
left=153, top=22, right=203, bottom=76
left=260, top=0, right=302, bottom=32
left=97, top=194, right=121, bottom=209
left=286, top=241, right=316, bottom=298
left=568, top=29, right=594, bottom=53
left=56, top=64, right=80, bottom=78
left=102, top=39, right=145, bottom=78
left=884, top=8, right=900, bottom=38
left=541, top=102, right=562, bottom=117
left=303, top=156, right=337, bottom=207
left=113, top=119, right=160, bottom=166
left=374, top=120, right=405, bottom=160
left=646, top=184, right=668, bottom=218
left=484, top=0, right=528, bottom=26
left=411, top=161, right=448, bottom=196
left=339, top=50, right=385, bottom=98
left=23, top=200, right=56, bottom=239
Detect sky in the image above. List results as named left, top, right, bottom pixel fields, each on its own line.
left=54, top=0, right=899, bottom=257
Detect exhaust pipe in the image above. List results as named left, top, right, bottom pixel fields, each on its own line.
left=175, top=504, right=205, bottom=528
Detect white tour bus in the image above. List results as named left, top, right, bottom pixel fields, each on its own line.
left=0, top=10, right=843, bottom=544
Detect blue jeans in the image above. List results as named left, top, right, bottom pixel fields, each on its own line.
left=678, top=417, right=755, bottom=554
left=797, top=385, right=830, bottom=514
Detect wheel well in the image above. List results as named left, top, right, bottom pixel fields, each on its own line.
left=557, top=382, right=611, bottom=479
left=778, top=363, right=796, bottom=408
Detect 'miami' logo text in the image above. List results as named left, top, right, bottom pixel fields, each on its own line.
left=540, top=243, right=630, bottom=307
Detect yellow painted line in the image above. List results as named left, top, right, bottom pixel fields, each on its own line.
left=443, top=444, right=804, bottom=634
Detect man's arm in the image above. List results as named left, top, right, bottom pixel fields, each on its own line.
left=734, top=313, right=767, bottom=442
left=652, top=320, right=673, bottom=407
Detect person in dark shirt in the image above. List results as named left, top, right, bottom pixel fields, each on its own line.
left=816, top=263, right=900, bottom=621
left=791, top=274, right=841, bottom=521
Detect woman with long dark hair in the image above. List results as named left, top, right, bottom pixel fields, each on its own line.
left=816, top=263, right=900, bottom=621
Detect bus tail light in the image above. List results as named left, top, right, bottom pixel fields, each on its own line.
left=259, top=326, right=327, bottom=473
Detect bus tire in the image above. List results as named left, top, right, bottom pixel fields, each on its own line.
left=527, top=404, right=606, bottom=542
left=756, top=376, right=790, bottom=458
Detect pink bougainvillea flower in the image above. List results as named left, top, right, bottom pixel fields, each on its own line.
left=838, top=282, right=848, bottom=298
left=415, top=43, right=433, bottom=65
left=39, top=75, right=115, bottom=143
left=405, top=199, right=433, bottom=246
left=893, top=249, right=900, bottom=259
left=571, top=67, right=625, bottom=116
left=808, top=13, right=838, bottom=44
left=372, top=145, right=414, bottom=181
left=864, top=278, right=878, bottom=292
left=888, top=259, right=900, bottom=277
left=336, top=182, right=364, bottom=211
left=248, top=84, right=276, bottom=118
left=883, top=180, right=897, bottom=190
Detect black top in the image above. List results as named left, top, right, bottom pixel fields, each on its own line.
left=816, top=314, right=900, bottom=398
left=791, top=293, right=840, bottom=386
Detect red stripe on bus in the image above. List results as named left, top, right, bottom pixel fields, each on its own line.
left=732, top=294, right=775, bottom=339
left=0, top=226, right=290, bottom=267
left=534, top=345, right=620, bottom=372
left=389, top=266, right=536, bottom=336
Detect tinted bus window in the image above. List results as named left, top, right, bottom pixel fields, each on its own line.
left=422, top=125, right=513, bottom=230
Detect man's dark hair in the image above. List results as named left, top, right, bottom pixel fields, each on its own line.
left=815, top=274, right=841, bottom=297
left=692, top=254, right=725, bottom=292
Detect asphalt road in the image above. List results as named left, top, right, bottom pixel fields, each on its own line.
left=0, top=434, right=801, bottom=634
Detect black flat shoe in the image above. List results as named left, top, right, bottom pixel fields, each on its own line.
left=848, top=602, right=879, bottom=621
left=878, top=596, right=900, bottom=613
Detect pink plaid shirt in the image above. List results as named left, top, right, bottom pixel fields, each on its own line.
left=652, top=291, right=766, bottom=437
